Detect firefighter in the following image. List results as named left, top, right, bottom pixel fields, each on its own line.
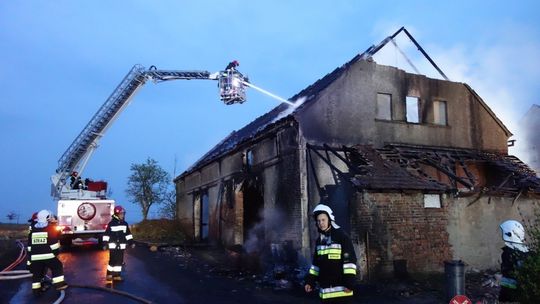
left=498, top=219, right=529, bottom=302
left=225, top=60, right=239, bottom=71
left=102, top=205, right=134, bottom=282
left=305, top=204, right=357, bottom=303
left=26, top=212, right=38, bottom=269
left=70, top=171, right=83, bottom=189
left=28, top=210, right=68, bottom=296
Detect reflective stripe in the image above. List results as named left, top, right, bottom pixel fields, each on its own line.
left=50, top=242, right=60, bottom=250
left=27, top=246, right=31, bottom=252
left=119, top=243, right=127, bottom=249
left=108, top=265, right=122, bottom=272
left=309, top=265, right=320, bottom=276
left=317, top=248, right=342, bottom=256
left=111, top=225, right=127, bottom=233
left=27, top=260, right=31, bottom=266
left=500, top=277, right=518, bottom=289
left=31, top=253, right=55, bottom=261
left=52, top=275, right=65, bottom=283
left=125, top=234, right=133, bottom=240
left=32, top=232, right=48, bottom=237
left=102, top=235, right=110, bottom=242
left=320, top=286, right=353, bottom=299
left=316, top=244, right=342, bottom=250
left=343, top=263, right=357, bottom=275
left=32, top=282, right=42, bottom=289
left=108, top=243, right=117, bottom=249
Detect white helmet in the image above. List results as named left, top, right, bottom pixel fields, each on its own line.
left=35, top=209, right=53, bottom=228
left=312, top=204, right=340, bottom=229
left=500, top=220, right=529, bottom=252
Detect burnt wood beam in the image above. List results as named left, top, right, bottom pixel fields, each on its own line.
left=308, top=146, right=348, bottom=178
left=458, top=160, right=476, bottom=184
left=307, top=148, right=323, bottom=194
left=421, top=158, right=474, bottom=189
left=322, top=144, right=366, bottom=175
left=495, top=173, right=514, bottom=190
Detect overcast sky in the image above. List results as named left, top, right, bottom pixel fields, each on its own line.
left=1, top=1, right=539, bottom=223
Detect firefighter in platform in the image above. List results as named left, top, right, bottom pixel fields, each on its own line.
left=102, top=205, right=134, bottom=282
left=498, top=219, right=529, bottom=302
left=225, top=60, right=239, bottom=71
left=28, top=209, right=68, bottom=296
left=305, top=204, right=357, bottom=303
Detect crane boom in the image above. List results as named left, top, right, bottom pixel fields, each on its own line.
left=51, top=63, right=247, bottom=199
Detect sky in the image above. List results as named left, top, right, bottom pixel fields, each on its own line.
left=1, top=1, right=539, bottom=223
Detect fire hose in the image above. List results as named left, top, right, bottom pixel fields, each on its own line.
left=0, top=239, right=153, bottom=304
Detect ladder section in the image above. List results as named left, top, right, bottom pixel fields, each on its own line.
left=56, top=65, right=147, bottom=175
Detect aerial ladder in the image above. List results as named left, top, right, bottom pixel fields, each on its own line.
left=52, top=63, right=247, bottom=200
left=50, top=62, right=248, bottom=245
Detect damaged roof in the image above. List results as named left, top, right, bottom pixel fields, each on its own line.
left=313, top=144, right=540, bottom=195
left=179, top=28, right=513, bottom=179
left=180, top=52, right=361, bottom=178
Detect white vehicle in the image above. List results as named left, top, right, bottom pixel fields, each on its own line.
left=57, top=200, right=114, bottom=246
left=51, top=63, right=248, bottom=247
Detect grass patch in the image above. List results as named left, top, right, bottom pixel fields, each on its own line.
left=131, top=219, right=186, bottom=245
left=0, top=223, right=28, bottom=240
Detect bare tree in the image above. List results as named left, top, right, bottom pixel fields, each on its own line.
left=159, top=189, right=177, bottom=219
left=126, top=158, right=169, bottom=221
left=6, top=211, right=17, bottom=223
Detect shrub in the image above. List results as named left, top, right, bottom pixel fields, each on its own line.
left=515, top=209, right=540, bottom=303
left=131, top=219, right=186, bottom=244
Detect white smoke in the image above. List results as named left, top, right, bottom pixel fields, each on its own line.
left=372, top=25, right=540, bottom=165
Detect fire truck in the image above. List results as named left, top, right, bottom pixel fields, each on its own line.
left=51, top=63, right=248, bottom=246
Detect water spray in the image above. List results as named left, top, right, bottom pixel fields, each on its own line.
left=241, top=80, right=296, bottom=106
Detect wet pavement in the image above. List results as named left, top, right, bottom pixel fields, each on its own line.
left=7, top=243, right=186, bottom=304
left=2, top=241, right=484, bottom=304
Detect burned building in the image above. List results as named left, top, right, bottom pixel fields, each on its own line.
left=175, top=29, right=540, bottom=278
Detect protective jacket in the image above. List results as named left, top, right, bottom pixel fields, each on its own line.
left=28, top=223, right=66, bottom=291
left=305, top=227, right=357, bottom=301
left=28, top=224, right=60, bottom=261
left=103, top=214, right=133, bottom=278
left=102, top=214, right=133, bottom=250
left=499, top=246, right=528, bottom=301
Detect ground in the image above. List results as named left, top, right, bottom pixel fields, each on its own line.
left=1, top=223, right=502, bottom=303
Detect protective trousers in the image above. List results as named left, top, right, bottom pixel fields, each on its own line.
left=107, top=248, right=125, bottom=277
left=30, top=258, right=65, bottom=292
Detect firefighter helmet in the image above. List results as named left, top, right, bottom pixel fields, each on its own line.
left=500, top=220, right=529, bottom=252
left=312, top=204, right=335, bottom=221
left=312, top=204, right=340, bottom=229
left=36, top=209, right=52, bottom=223
left=114, top=205, right=126, bottom=215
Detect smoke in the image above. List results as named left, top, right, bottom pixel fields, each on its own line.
left=372, top=25, right=540, bottom=164
left=271, top=96, right=307, bottom=124
left=243, top=205, right=288, bottom=254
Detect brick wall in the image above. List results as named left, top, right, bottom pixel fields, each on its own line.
left=352, top=191, right=451, bottom=276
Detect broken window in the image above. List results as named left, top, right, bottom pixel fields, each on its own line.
left=423, top=194, right=441, bottom=208
left=376, top=93, right=392, bottom=120
left=406, top=96, right=419, bottom=123
left=433, top=100, right=447, bottom=125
